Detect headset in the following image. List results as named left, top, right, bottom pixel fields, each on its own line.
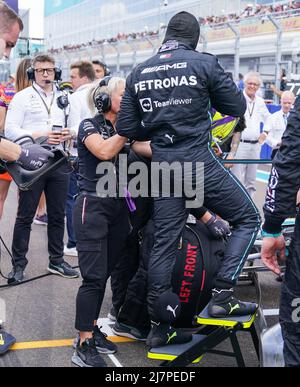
left=93, top=76, right=112, bottom=114
left=93, top=60, right=111, bottom=77
left=27, top=66, right=62, bottom=82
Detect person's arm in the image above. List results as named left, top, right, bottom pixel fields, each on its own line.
left=258, top=100, right=271, bottom=144
left=261, top=96, right=300, bottom=274
left=131, top=141, right=152, bottom=158
left=264, top=117, right=280, bottom=149
left=80, top=120, right=127, bottom=161
left=228, top=132, right=241, bottom=159
left=68, top=92, right=83, bottom=138
left=4, top=93, right=27, bottom=141
left=209, top=56, right=247, bottom=117
left=270, top=84, right=283, bottom=98
left=263, top=99, right=300, bottom=233
left=0, top=138, right=21, bottom=161
left=116, top=73, right=145, bottom=140
left=0, top=105, right=7, bottom=133
left=85, top=133, right=127, bottom=160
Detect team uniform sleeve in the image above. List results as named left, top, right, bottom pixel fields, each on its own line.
left=116, top=73, right=146, bottom=141
left=263, top=96, right=300, bottom=233
left=79, top=119, right=100, bottom=144
left=208, top=56, right=247, bottom=118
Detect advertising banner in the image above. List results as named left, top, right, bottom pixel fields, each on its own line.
left=205, top=16, right=300, bottom=41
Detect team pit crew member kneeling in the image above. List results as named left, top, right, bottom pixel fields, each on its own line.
left=72, top=76, right=148, bottom=367
left=116, top=11, right=261, bottom=348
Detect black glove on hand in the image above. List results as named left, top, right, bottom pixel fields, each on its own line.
left=17, top=144, right=54, bottom=171
left=205, top=215, right=231, bottom=239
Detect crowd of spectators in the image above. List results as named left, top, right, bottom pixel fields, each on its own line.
left=202, top=0, right=300, bottom=25
left=48, top=1, right=300, bottom=55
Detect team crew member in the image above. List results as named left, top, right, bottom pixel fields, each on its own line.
left=261, top=96, right=300, bottom=367
left=0, top=2, right=52, bottom=168
left=72, top=77, right=131, bottom=368
left=117, top=11, right=260, bottom=348
left=5, top=53, right=79, bottom=284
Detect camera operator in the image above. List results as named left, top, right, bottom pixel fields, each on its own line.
left=0, top=2, right=53, bottom=169
left=4, top=53, right=79, bottom=284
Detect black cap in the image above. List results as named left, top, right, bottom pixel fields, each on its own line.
left=163, top=11, right=200, bottom=50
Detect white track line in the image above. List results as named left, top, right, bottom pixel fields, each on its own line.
left=263, top=309, right=279, bottom=316
left=108, top=354, right=123, bottom=367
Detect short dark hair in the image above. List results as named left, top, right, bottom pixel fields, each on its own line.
left=32, top=53, right=55, bottom=67
left=71, top=60, right=95, bottom=82
left=0, top=1, right=24, bottom=33
left=92, top=60, right=106, bottom=70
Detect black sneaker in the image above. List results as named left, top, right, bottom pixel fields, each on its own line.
left=146, top=322, right=193, bottom=348
left=7, top=266, right=24, bottom=285
left=112, top=321, right=149, bottom=341
left=93, top=326, right=117, bottom=354
left=72, top=338, right=107, bottom=367
left=47, top=261, right=79, bottom=279
left=208, top=288, right=258, bottom=318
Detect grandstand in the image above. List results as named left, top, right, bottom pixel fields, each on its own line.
left=34, top=1, right=297, bottom=95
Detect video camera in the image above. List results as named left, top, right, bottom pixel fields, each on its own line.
left=1, top=136, right=69, bottom=191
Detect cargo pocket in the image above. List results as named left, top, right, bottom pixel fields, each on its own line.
left=73, top=196, right=108, bottom=252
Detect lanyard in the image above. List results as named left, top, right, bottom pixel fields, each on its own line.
left=248, top=101, right=255, bottom=118
left=32, top=84, right=55, bottom=119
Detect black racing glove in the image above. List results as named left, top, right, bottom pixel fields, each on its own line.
left=17, top=144, right=54, bottom=171
left=205, top=215, right=231, bottom=239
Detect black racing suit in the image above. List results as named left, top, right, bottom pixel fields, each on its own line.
left=116, top=41, right=261, bottom=321
left=263, top=96, right=300, bottom=367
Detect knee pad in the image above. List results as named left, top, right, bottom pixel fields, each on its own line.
left=152, top=291, right=181, bottom=324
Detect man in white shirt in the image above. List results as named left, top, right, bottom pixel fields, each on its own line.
left=5, top=53, right=79, bottom=284
left=232, top=72, right=271, bottom=199
left=264, top=91, right=295, bottom=159
left=64, top=61, right=95, bottom=257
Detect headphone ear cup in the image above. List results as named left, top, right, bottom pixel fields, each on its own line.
left=27, top=67, right=35, bottom=81
left=100, top=93, right=111, bottom=113
left=94, top=92, right=111, bottom=113
left=55, top=68, right=62, bottom=81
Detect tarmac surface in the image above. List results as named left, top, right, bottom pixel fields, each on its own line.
left=0, top=167, right=283, bottom=368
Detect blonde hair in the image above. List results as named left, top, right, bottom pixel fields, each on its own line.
left=88, top=77, right=125, bottom=115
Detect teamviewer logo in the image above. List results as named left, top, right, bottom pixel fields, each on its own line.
left=140, top=98, right=153, bottom=113
left=0, top=298, right=6, bottom=324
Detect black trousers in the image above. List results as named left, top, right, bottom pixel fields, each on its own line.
left=11, top=164, right=70, bottom=269
left=74, top=195, right=130, bottom=332
left=280, top=213, right=300, bottom=367
left=147, top=146, right=261, bottom=320
left=110, top=196, right=152, bottom=314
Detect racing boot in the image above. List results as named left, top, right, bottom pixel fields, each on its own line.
left=147, top=291, right=193, bottom=348
left=146, top=321, right=192, bottom=348
left=208, top=288, right=258, bottom=318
